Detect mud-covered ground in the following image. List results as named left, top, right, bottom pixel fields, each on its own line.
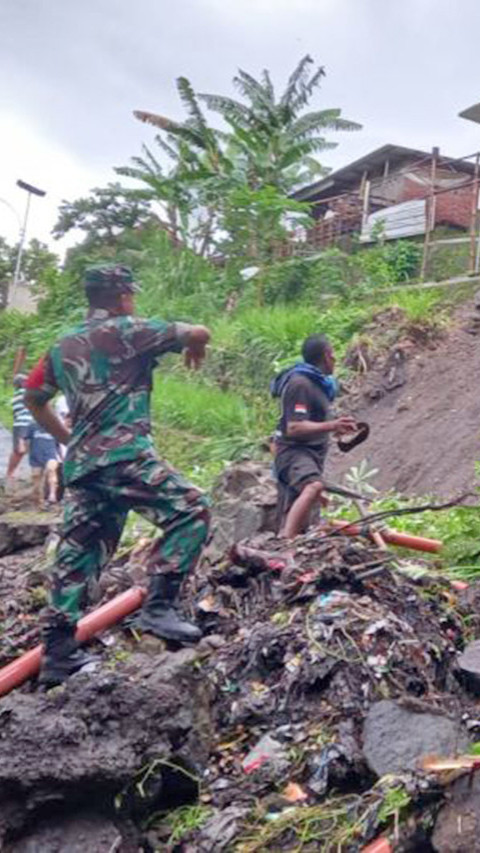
left=1, top=483, right=480, bottom=852
left=331, top=298, right=480, bottom=498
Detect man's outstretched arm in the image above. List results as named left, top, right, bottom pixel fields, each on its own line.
left=175, top=324, right=211, bottom=369
left=287, top=415, right=357, bottom=440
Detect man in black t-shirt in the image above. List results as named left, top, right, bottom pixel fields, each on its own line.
left=272, top=334, right=356, bottom=538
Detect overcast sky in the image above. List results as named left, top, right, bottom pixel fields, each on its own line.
left=1, top=0, right=480, bottom=252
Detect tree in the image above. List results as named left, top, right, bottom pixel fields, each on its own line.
left=221, top=185, right=312, bottom=263
left=199, top=55, right=361, bottom=192
left=117, top=78, right=235, bottom=254
left=119, top=56, right=361, bottom=257
left=0, top=236, right=58, bottom=288
left=52, top=182, right=156, bottom=246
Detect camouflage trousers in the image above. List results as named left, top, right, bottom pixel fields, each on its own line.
left=50, top=456, right=211, bottom=623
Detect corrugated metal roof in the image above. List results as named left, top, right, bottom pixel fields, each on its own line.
left=292, top=144, right=474, bottom=202
left=360, top=199, right=426, bottom=242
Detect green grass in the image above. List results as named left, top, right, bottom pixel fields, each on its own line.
left=383, top=288, right=446, bottom=321
left=335, top=491, right=480, bottom=581
left=153, top=373, right=253, bottom=437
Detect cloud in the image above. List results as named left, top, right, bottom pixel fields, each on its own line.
left=1, top=0, right=480, bottom=247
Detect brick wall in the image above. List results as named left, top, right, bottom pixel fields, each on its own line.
left=399, top=172, right=472, bottom=229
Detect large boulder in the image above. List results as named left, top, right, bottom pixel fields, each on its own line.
left=207, top=461, right=277, bottom=557
left=0, top=511, right=59, bottom=557
left=0, top=649, right=212, bottom=847
left=363, top=700, right=468, bottom=776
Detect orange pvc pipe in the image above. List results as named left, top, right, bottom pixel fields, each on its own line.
left=329, top=519, right=442, bottom=553
left=362, top=838, right=392, bottom=853
left=0, top=586, right=147, bottom=699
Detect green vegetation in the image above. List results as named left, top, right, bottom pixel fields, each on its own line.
left=334, top=487, right=480, bottom=580
left=0, top=224, right=468, bottom=484
left=1, top=224, right=457, bottom=486
left=0, top=55, right=477, bottom=577
left=116, top=56, right=360, bottom=258
left=154, top=804, right=212, bottom=846
left=237, top=779, right=411, bottom=851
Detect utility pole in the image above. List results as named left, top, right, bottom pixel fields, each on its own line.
left=11, top=180, right=46, bottom=302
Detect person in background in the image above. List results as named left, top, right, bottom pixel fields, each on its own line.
left=271, top=334, right=357, bottom=538
left=24, top=263, right=211, bottom=687
left=5, top=374, right=34, bottom=491
left=29, top=421, right=60, bottom=507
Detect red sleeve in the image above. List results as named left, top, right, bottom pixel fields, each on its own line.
left=25, top=354, right=58, bottom=403
left=25, top=356, right=46, bottom=390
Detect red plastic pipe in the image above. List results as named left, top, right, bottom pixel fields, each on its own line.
left=362, top=838, right=392, bottom=853
left=328, top=519, right=442, bottom=553
left=0, top=586, right=147, bottom=699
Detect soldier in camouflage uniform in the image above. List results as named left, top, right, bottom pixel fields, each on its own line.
left=25, top=264, right=211, bottom=686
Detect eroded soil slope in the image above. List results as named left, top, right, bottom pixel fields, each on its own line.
left=331, top=298, right=480, bottom=498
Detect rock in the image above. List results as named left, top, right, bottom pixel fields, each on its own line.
left=0, top=510, right=58, bottom=557
left=432, top=770, right=480, bottom=852
left=206, top=462, right=277, bottom=558
left=0, top=652, right=212, bottom=845
left=5, top=813, right=127, bottom=853
left=213, top=462, right=268, bottom=499
left=363, top=700, right=467, bottom=776
left=457, top=640, right=480, bottom=695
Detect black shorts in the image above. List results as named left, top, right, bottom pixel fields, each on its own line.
left=12, top=425, right=32, bottom=454
left=274, top=444, right=327, bottom=530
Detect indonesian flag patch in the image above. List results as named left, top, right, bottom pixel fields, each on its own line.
left=294, top=403, right=308, bottom=415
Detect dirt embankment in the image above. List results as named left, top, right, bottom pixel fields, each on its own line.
left=330, top=298, right=480, bottom=498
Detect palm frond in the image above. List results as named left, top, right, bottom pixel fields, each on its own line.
left=289, top=109, right=362, bottom=140
left=198, top=93, right=252, bottom=126
left=176, top=76, right=208, bottom=131
left=278, top=138, right=337, bottom=169
left=261, top=69, right=275, bottom=102
left=154, top=135, right=181, bottom=161
left=286, top=63, right=326, bottom=115
left=280, top=55, right=314, bottom=108
left=233, top=69, right=277, bottom=119
left=133, top=110, right=179, bottom=132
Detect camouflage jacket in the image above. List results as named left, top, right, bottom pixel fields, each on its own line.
left=25, top=309, right=190, bottom=484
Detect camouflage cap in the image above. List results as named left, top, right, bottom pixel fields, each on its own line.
left=84, top=264, right=141, bottom=294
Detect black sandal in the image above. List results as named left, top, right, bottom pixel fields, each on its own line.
left=337, top=421, right=370, bottom=453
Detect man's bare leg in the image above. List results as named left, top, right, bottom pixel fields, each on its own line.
left=31, top=467, right=44, bottom=508
left=45, top=460, right=59, bottom=503
left=6, top=443, right=26, bottom=480
left=282, top=480, right=327, bottom=539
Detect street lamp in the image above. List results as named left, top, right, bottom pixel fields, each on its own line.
left=459, top=103, right=480, bottom=124
left=11, top=179, right=46, bottom=299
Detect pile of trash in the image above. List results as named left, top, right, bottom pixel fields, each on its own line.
left=0, top=473, right=480, bottom=850
left=169, top=530, right=476, bottom=852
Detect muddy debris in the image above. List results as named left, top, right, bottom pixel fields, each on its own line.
left=1, top=485, right=480, bottom=848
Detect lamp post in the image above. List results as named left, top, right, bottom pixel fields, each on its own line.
left=459, top=103, right=480, bottom=124
left=11, top=179, right=46, bottom=300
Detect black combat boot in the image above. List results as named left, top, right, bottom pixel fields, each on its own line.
left=133, top=574, right=202, bottom=644
left=40, top=616, right=94, bottom=688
